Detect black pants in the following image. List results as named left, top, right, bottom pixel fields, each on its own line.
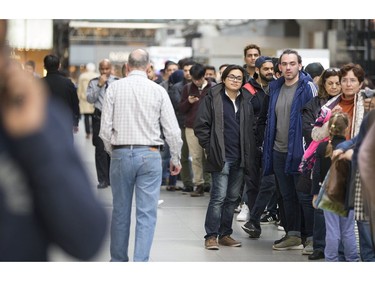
left=92, top=111, right=110, bottom=185
left=84, top=113, right=93, bottom=135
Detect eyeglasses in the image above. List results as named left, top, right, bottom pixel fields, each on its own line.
left=227, top=75, right=243, bottom=82
left=341, top=78, right=359, bottom=85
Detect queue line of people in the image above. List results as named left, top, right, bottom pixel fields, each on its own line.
left=2, top=19, right=375, bottom=262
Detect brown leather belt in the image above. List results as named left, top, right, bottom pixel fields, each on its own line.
left=112, top=145, right=162, bottom=150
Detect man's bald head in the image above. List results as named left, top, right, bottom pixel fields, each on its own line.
left=128, top=49, right=149, bottom=71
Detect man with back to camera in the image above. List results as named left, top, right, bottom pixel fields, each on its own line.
left=42, top=54, right=80, bottom=141
left=99, top=48, right=182, bottom=262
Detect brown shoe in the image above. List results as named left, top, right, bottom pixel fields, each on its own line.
left=190, top=185, right=204, bottom=197
left=205, top=236, right=219, bottom=250
left=218, top=235, right=242, bottom=247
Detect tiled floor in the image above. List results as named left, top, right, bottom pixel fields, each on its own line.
left=47, top=120, right=318, bottom=263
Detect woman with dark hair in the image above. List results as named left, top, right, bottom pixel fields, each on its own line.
left=194, top=65, right=256, bottom=250
left=301, top=67, right=342, bottom=260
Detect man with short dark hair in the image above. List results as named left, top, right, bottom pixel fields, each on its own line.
left=42, top=54, right=80, bottom=140
left=169, top=59, right=196, bottom=192
left=179, top=63, right=215, bottom=197
left=243, top=44, right=261, bottom=79
left=261, top=49, right=317, bottom=251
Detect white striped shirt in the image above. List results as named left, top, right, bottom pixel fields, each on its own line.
left=99, top=70, right=182, bottom=165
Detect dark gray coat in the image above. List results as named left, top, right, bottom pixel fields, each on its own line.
left=194, top=83, right=257, bottom=176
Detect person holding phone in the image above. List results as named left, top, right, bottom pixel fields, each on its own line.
left=178, top=63, right=216, bottom=197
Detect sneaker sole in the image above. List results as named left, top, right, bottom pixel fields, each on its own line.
left=260, top=221, right=277, bottom=225
left=236, top=216, right=249, bottom=222
left=190, top=194, right=204, bottom=197
left=302, top=250, right=314, bottom=255
left=241, top=226, right=261, bottom=238
left=219, top=243, right=241, bottom=247
left=272, top=244, right=304, bottom=251
left=205, top=246, right=219, bottom=250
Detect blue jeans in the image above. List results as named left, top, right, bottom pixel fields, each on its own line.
left=324, top=209, right=359, bottom=262
left=109, top=146, right=162, bottom=262
left=204, top=160, right=244, bottom=239
left=273, top=150, right=301, bottom=237
left=357, top=220, right=375, bottom=261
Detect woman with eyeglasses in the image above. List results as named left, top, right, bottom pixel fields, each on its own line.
left=300, top=67, right=342, bottom=260
left=194, top=64, right=257, bottom=250
left=311, top=63, right=375, bottom=261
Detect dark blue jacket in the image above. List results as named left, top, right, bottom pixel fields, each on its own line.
left=0, top=99, right=107, bottom=261
left=262, top=71, right=317, bottom=175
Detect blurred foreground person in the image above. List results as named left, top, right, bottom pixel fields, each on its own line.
left=0, top=20, right=107, bottom=261
left=358, top=112, right=375, bottom=250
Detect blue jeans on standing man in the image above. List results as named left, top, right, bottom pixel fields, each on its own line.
left=204, top=160, right=244, bottom=239
left=109, top=146, right=162, bottom=262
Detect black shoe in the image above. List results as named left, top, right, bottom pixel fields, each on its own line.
left=203, top=184, right=211, bottom=192
left=241, top=221, right=261, bottom=238
left=190, top=185, right=205, bottom=197
left=97, top=182, right=109, bottom=189
left=260, top=213, right=278, bottom=225
left=308, top=250, right=325, bottom=260
left=181, top=186, right=193, bottom=194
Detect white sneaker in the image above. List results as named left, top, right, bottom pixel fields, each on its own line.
left=234, top=203, right=242, bottom=213
left=277, top=225, right=284, bottom=231
left=236, top=204, right=250, bottom=221
left=158, top=200, right=164, bottom=207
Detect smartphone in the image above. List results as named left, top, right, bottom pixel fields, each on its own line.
left=190, top=92, right=200, bottom=98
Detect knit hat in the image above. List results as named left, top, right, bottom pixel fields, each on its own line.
left=169, top=69, right=184, bottom=85
left=255, top=56, right=273, bottom=69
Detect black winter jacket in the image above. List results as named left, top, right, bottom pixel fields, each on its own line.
left=194, top=83, right=257, bottom=176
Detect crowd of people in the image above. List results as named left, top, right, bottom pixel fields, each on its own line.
left=1, top=17, right=375, bottom=262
